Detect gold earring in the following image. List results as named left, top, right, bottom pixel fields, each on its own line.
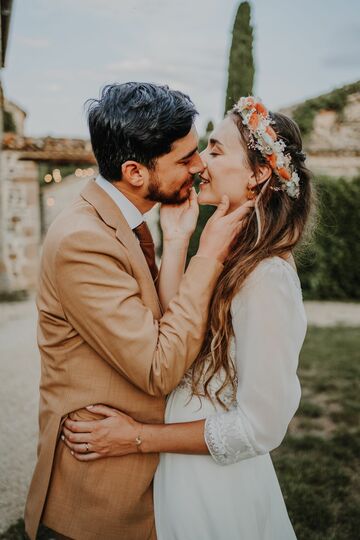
left=246, top=184, right=256, bottom=200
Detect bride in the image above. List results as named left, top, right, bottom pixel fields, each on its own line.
left=63, top=96, right=313, bottom=539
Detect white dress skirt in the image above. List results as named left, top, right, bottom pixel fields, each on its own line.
left=154, top=257, right=307, bottom=540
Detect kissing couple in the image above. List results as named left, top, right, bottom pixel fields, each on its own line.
left=25, top=82, right=312, bottom=540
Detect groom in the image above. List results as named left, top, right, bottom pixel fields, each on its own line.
left=25, top=82, right=240, bottom=540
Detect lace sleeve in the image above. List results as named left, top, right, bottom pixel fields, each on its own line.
left=204, top=259, right=306, bottom=466
left=205, top=405, right=265, bottom=465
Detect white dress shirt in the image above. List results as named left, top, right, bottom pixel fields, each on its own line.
left=95, top=174, right=143, bottom=229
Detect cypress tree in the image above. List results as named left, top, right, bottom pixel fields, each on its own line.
left=198, top=119, right=214, bottom=152
left=224, top=1, right=254, bottom=114
left=205, top=120, right=214, bottom=134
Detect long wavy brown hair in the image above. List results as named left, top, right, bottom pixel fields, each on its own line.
left=190, top=109, right=315, bottom=408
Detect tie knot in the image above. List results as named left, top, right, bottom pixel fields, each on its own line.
left=133, top=221, right=153, bottom=244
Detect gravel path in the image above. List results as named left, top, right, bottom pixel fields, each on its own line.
left=0, top=297, right=39, bottom=533
left=0, top=297, right=359, bottom=532
left=304, top=300, right=360, bottom=327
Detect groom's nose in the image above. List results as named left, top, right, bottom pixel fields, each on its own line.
left=189, top=152, right=206, bottom=175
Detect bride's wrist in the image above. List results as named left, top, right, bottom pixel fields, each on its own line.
left=162, top=237, right=189, bottom=252
left=134, top=423, right=144, bottom=453
left=136, top=423, right=156, bottom=454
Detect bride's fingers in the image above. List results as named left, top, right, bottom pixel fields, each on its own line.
left=62, top=426, right=91, bottom=443
left=209, top=195, right=230, bottom=221
left=63, top=438, right=89, bottom=454
left=62, top=434, right=102, bottom=457
left=227, top=199, right=255, bottom=223
left=188, top=188, right=199, bottom=213
left=86, top=404, right=118, bottom=417
left=64, top=418, right=98, bottom=433
left=71, top=451, right=102, bottom=462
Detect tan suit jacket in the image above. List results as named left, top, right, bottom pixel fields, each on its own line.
left=25, top=180, right=222, bottom=540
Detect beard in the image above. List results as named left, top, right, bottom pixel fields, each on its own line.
left=146, top=171, right=194, bottom=205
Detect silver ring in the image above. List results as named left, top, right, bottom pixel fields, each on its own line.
left=85, top=442, right=89, bottom=453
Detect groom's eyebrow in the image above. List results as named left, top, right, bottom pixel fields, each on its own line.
left=177, top=146, right=198, bottom=162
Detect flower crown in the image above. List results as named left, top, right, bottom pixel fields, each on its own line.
left=232, top=96, right=300, bottom=199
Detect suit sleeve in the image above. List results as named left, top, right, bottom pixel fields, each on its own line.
left=54, top=230, right=222, bottom=397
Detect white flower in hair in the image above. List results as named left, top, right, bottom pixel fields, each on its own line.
left=232, top=96, right=302, bottom=199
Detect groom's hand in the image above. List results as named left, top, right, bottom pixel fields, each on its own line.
left=197, top=196, right=255, bottom=263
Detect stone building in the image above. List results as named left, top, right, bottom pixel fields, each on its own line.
left=0, top=0, right=13, bottom=293
left=0, top=132, right=96, bottom=294
left=3, top=97, right=26, bottom=133
left=280, top=81, right=360, bottom=178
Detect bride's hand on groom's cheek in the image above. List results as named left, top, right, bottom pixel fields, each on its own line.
left=160, top=187, right=199, bottom=242
left=61, top=404, right=143, bottom=461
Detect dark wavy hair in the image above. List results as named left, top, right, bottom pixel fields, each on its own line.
left=86, top=82, right=198, bottom=181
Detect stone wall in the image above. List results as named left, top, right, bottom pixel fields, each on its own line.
left=3, top=98, right=26, bottom=136
left=0, top=135, right=96, bottom=294
left=0, top=78, right=5, bottom=291
left=0, top=152, right=40, bottom=292
left=280, top=89, right=360, bottom=178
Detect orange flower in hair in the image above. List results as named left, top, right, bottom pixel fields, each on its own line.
left=278, top=167, right=291, bottom=180
left=255, top=102, right=268, bottom=116
left=266, top=125, right=277, bottom=141
left=267, top=153, right=277, bottom=169
left=244, top=96, right=255, bottom=107
left=248, top=111, right=259, bottom=130
left=232, top=96, right=301, bottom=199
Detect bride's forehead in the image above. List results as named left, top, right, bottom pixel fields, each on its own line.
left=212, top=117, right=243, bottom=148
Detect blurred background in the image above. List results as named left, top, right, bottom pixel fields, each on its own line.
left=0, top=1, right=359, bottom=538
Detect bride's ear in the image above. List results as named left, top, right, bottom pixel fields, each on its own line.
left=248, top=164, right=272, bottom=189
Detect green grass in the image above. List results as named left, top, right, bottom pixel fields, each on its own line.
left=1, top=326, right=359, bottom=540
left=272, top=326, right=360, bottom=540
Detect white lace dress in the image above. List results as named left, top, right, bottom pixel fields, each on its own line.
left=154, top=257, right=307, bottom=540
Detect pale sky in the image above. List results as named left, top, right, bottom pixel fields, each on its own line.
left=3, top=0, right=360, bottom=138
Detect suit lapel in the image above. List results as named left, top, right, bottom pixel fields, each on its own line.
left=81, top=180, right=163, bottom=318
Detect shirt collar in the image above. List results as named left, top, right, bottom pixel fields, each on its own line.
left=95, top=174, right=143, bottom=230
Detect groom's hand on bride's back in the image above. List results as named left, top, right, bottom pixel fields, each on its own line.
left=197, top=195, right=255, bottom=263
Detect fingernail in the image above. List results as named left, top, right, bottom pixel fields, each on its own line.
left=86, top=405, right=94, bottom=409
left=61, top=435, right=65, bottom=441
left=71, top=451, right=74, bottom=455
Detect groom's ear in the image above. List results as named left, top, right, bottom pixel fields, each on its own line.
left=121, top=161, right=149, bottom=188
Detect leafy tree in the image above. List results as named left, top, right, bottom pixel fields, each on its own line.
left=3, top=110, right=16, bottom=133
left=198, top=119, right=215, bottom=152
left=187, top=120, right=216, bottom=264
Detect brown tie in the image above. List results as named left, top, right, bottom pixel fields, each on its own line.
left=133, top=221, right=158, bottom=281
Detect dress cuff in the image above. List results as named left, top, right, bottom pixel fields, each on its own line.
left=205, top=410, right=262, bottom=466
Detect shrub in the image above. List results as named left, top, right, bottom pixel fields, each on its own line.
left=297, top=175, right=360, bottom=300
